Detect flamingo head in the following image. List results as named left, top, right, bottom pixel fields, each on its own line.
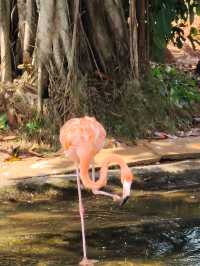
left=119, top=179, right=132, bottom=206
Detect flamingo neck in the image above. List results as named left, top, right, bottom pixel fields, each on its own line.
left=79, top=154, right=133, bottom=190
left=100, top=154, right=132, bottom=184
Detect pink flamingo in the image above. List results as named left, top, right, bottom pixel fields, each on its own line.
left=60, top=116, right=133, bottom=265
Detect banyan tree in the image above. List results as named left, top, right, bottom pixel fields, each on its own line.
left=0, top=0, right=141, bottom=117
left=0, top=0, right=199, bottom=123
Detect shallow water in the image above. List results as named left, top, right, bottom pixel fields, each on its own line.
left=1, top=186, right=200, bottom=265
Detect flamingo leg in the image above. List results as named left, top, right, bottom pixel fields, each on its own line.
left=92, top=189, right=121, bottom=201
left=76, top=167, right=87, bottom=262
left=91, top=165, right=121, bottom=201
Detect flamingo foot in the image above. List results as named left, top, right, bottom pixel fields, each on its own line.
left=79, top=258, right=98, bottom=266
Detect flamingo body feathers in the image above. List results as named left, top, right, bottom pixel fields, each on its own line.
left=60, top=116, right=133, bottom=192
left=60, top=116, right=106, bottom=163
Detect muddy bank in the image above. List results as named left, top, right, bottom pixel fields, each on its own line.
left=0, top=159, right=200, bottom=203
left=135, top=169, right=200, bottom=191
left=133, top=159, right=200, bottom=191
left=0, top=180, right=79, bottom=203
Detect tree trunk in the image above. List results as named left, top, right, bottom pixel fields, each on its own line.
left=37, top=0, right=54, bottom=113
left=136, top=0, right=149, bottom=73
left=23, top=0, right=37, bottom=63
left=17, top=0, right=26, bottom=37
left=55, top=0, right=72, bottom=65
left=10, top=0, right=20, bottom=73
left=52, top=34, right=64, bottom=74
left=16, top=0, right=26, bottom=63
left=0, top=0, right=143, bottom=120
left=37, top=62, right=43, bottom=113
left=85, top=0, right=115, bottom=72
left=0, top=0, right=12, bottom=82
left=104, top=0, right=128, bottom=62
left=129, top=0, right=139, bottom=79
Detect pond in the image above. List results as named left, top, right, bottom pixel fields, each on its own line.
left=0, top=180, right=200, bottom=265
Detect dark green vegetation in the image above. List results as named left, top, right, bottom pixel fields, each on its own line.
left=0, top=113, right=8, bottom=130
left=94, top=66, right=200, bottom=139
left=150, top=0, right=200, bottom=60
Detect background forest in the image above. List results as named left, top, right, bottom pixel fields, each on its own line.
left=0, top=0, right=200, bottom=144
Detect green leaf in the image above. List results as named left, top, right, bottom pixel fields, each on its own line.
left=0, top=114, right=8, bottom=130
left=196, top=5, right=200, bottom=15
left=190, top=27, right=198, bottom=36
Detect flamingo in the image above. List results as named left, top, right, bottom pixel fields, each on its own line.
left=60, top=116, right=133, bottom=265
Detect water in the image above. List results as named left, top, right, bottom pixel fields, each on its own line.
left=0, top=186, right=200, bottom=265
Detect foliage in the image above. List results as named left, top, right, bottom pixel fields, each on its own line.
left=23, top=115, right=45, bottom=141
left=151, top=65, right=200, bottom=108
left=187, top=26, right=200, bottom=49
left=150, top=0, right=176, bottom=60
left=21, top=113, right=59, bottom=147
left=95, top=65, right=200, bottom=139
left=25, top=120, right=43, bottom=136
left=150, top=0, right=200, bottom=61
left=0, top=114, right=8, bottom=130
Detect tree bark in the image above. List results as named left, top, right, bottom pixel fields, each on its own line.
left=54, top=0, right=72, bottom=66
left=10, top=0, right=20, bottom=73
left=85, top=0, right=114, bottom=71
left=129, top=0, right=139, bottom=80
left=0, top=0, right=12, bottom=82
left=16, top=0, right=26, bottom=64
left=37, top=0, right=54, bottom=113
left=136, top=0, right=149, bottom=72
left=52, top=34, right=64, bottom=74
left=104, top=0, right=128, bottom=61
left=0, top=0, right=143, bottom=120
left=23, top=0, right=37, bottom=63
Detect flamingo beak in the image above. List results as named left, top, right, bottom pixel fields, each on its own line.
left=119, top=180, right=132, bottom=206
left=119, top=195, right=130, bottom=206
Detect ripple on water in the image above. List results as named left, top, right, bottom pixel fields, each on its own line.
left=0, top=188, right=199, bottom=265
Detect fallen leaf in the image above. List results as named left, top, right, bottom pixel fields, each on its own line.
left=4, top=156, right=22, bottom=162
